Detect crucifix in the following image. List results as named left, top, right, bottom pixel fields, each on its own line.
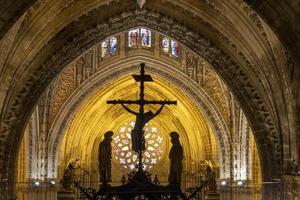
left=107, top=63, right=177, bottom=171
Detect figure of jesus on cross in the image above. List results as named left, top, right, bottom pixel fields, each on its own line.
left=107, top=63, right=176, bottom=171
left=121, top=103, right=165, bottom=152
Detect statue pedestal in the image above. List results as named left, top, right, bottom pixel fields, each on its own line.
left=57, top=191, right=75, bottom=200
left=205, top=192, right=220, bottom=200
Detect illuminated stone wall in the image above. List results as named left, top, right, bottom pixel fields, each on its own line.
left=16, top=29, right=262, bottom=199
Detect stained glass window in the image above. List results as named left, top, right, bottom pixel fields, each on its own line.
left=101, top=40, right=108, bottom=58
left=162, top=37, right=170, bottom=54
left=141, top=28, right=151, bottom=47
left=110, top=37, right=118, bottom=54
left=171, top=40, right=180, bottom=57
left=112, top=121, right=165, bottom=171
left=128, top=29, right=140, bottom=47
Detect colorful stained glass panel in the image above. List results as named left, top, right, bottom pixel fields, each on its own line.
left=162, top=37, right=170, bottom=53
left=112, top=121, right=165, bottom=171
left=171, top=40, right=180, bottom=57
left=110, top=37, right=118, bottom=54
left=101, top=40, right=108, bottom=57
left=128, top=29, right=139, bottom=47
left=141, top=28, right=151, bottom=47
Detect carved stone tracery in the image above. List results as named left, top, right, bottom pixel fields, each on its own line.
left=0, top=7, right=283, bottom=198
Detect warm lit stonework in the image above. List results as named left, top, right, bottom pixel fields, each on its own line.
left=0, top=1, right=299, bottom=200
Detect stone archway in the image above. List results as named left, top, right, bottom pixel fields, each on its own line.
left=46, top=57, right=232, bottom=181
left=0, top=2, right=286, bottom=199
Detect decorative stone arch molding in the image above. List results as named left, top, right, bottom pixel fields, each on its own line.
left=0, top=3, right=285, bottom=199
left=46, top=56, right=232, bottom=180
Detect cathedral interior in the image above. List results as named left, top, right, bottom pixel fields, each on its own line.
left=0, top=0, right=299, bottom=200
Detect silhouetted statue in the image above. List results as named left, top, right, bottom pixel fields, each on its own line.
left=121, top=104, right=164, bottom=152
left=99, top=131, right=114, bottom=184
left=62, top=157, right=80, bottom=191
left=121, top=175, right=127, bottom=185
left=168, top=131, right=183, bottom=188
left=206, top=165, right=217, bottom=192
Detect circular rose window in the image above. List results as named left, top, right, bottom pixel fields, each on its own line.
left=112, top=121, right=165, bottom=170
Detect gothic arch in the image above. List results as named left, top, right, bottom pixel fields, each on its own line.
left=0, top=2, right=287, bottom=198
left=46, top=56, right=231, bottom=180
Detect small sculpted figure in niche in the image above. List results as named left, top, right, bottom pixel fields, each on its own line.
left=286, top=159, right=299, bottom=175
left=206, top=165, right=217, bottom=192
left=62, top=157, right=80, bottom=191
left=168, top=131, right=183, bottom=188
left=99, top=131, right=114, bottom=185
left=291, top=159, right=299, bottom=175
left=153, top=174, right=160, bottom=186
left=121, top=104, right=164, bottom=152
left=121, top=175, right=127, bottom=185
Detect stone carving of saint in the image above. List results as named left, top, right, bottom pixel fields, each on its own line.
left=99, top=131, right=114, bottom=184
left=168, top=131, right=183, bottom=188
left=62, top=157, right=80, bottom=191
left=121, top=104, right=164, bottom=152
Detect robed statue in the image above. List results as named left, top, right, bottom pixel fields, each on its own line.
left=122, top=104, right=164, bottom=152
left=99, top=131, right=114, bottom=184
left=206, top=165, right=217, bottom=191
left=62, top=157, right=80, bottom=191
left=168, top=131, right=183, bottom=188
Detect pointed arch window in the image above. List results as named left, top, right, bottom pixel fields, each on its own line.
left=128, top=28, right=152, bottom=49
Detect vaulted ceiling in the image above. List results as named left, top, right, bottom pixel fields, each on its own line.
left=0, top=1, right=299, bottom=199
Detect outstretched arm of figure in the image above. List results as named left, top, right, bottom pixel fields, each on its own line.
left=121, top=104, right=138, bottom=115
left=152, top=104, right=165, bottom=118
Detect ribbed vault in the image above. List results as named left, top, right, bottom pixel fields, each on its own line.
left=0, top=1, right=298, bottom=199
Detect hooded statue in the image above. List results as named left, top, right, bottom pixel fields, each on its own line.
left=99, top=131, right=114, bottom=184
left=168, top=131, right=183, bottom=188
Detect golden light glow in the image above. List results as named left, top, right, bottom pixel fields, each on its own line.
left=112, top=121, right=165, bottom=171
left=59, top=74, right=218, bottom=184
